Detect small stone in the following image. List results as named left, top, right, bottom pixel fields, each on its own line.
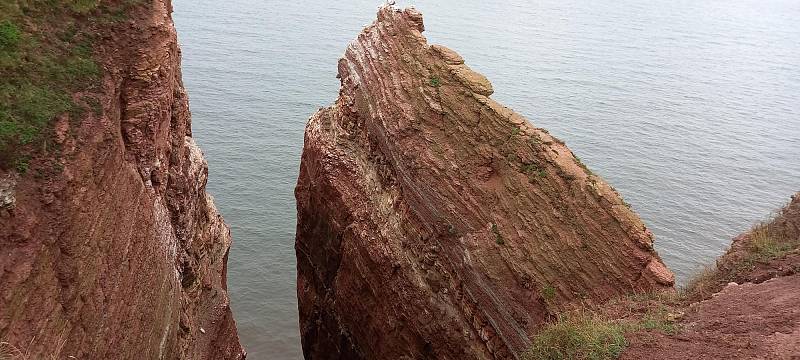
left=646, top=258, right=675, bottom=286
left=200, top=327, right=206, bottom=334
left=449, top=64, right=494, bottom=96
left=667, top=311, right=685, bottom=321
left=430, top=45, right=464, bottom=65
left=0, top=175, right=17, bottom=211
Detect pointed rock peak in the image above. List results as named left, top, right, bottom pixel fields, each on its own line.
left=376, top=5, right=425, bottom=31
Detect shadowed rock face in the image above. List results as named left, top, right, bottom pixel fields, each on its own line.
left=295, top=6, right=673, bottom=360
left=0, top=1, right=243, bottom=358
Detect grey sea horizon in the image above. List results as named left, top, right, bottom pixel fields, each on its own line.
left=172, top=0, right=800, bottom=358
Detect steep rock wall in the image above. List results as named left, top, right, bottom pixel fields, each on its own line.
left=295, top=6, right=673, bottom=360
left=0, top=0, right=243, bottom=358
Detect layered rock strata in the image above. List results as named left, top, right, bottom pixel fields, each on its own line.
left=0, top=1, right=243, bottom=358
left=295, top=6, right=673, bottom=360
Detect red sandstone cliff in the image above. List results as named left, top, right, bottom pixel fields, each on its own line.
left=0, top=1, right=243, bottom=358
left=295, top=6, right=673, bottom=360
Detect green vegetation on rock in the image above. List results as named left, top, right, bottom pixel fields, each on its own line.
left=70, top=0, right=100, bottom=13
left=524, top=314, right=627, bottom=360
left=0, top=21, right=21, bottom=50
left=429, top=76, right=441, bottom=87
left=683, top=205, right=800, bottom=301
left=491, top=222, right=504, bottom=245
left=749, top=223, right=797, bottom=260
left=0, top=0, right=98, bottom=166
left=0, top=0, right=144, bottom=168
left=540, top=284, right=556, bottom=301
left=524, top=305, right=678, bottom=360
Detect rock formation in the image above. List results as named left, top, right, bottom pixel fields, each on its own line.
left=0, top=1, right=243, bottom=358
left=295, top=6, right=673, bottom=360
left=714, top=192, right=800, bottom=284
left=623, top=192, right=800, bottom=359
left=678, top=192, right=800, bottom=302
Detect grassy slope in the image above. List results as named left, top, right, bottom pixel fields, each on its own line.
left=683, top=196, right=800, bottom=301
left=524, top=194, right=800, bottom=359
left=0, top=0, right=141, bottom=171
left=522, top=296, right=679, bottom=360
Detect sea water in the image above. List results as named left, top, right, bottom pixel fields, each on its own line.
left=172, top=0, right=800, bottom=358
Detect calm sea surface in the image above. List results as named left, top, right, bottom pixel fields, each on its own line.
left=172, top=0, right=800, bottom=358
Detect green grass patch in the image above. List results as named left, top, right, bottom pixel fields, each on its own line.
left=521, top=163, right=538, bottom=174
left=523, top=313, right=678, bottom=360
left=524, top=314, right=627, bottom=360
left=0, top=0, right=135, bottom=168
left=540, top=284, right=556, bottom=301
left=538, top=169, right=548, bottom=178
left=429, top=76, right=441, bottom=87
left=682, top=210, right=799, bottom=301
left=750, top=224, right=797, bottom=260
left=69, top=0, right=100, bottom=14
left=524, top=296, right=681, bottom=360
left=521, top=163, right=547, bottom=178
left=13, top=155, right=30, bottom=174
left=0, top=21, right=21, bottom=50
left=638, top=309, right=678, bottom=335
left=491, top=223, right=504, bottom=245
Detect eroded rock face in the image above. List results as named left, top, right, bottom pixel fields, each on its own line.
left=295, top=6, right=673, bottom=360
left=0, top=1, right=243, bottom=358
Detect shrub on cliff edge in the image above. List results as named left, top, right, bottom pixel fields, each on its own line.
left=682, top=198, right=800, bottom=301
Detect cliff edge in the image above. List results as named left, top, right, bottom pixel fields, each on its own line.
left=295, top=6, right=673, bottom=359
left=0, top=0, right=243, bottom=358
left=621, top=192, right=800, bottom=359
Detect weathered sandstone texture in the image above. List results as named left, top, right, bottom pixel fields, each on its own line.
left=295, top=6, right=673, bottom=360
left=0, top=1, right=243, bottom=358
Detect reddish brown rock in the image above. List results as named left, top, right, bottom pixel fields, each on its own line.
left=295, top=6, right=673, bottom=360
left=0, top=0, right=243, bottom=358
left=622, top=192, right=800, bottom=359
left=622, top=274, right=800, bottom=360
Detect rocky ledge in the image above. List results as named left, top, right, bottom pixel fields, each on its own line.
left=622, top=192, right=800, bottom=359
left=295, top=6, right=673, bottom=360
